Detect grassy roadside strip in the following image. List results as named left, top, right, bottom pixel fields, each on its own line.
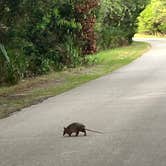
left=0, top=41, right=150, bottom=119
left=134, top=33, right=166, bottom=38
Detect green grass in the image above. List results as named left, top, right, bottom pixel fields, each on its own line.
left=0, top=41, right=150, bottom=119
left=134, top=33, right=166, bottom=38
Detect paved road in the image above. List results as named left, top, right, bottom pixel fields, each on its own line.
left=0, top=38, right=166, bottom=166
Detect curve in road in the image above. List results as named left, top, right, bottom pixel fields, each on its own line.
left=0, top=38, right=166, bottom=166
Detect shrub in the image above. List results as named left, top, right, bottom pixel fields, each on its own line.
left=96, top=0, right=149, bottom=50
left=0, top=44, right=26, bottom=85
left=138, top=0, right=166, bottom=35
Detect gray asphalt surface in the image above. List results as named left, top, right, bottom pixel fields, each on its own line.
left=0, top=38, right=166, bottom=166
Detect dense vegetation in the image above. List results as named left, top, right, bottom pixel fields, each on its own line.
left=97, top=0, right=149, bottom=48
left=138, top=0, right=166, bottom=35
left=0, top=0, right=148, bottom=85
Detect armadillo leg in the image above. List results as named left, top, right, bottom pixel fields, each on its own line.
left=76, top=131, right=79, bottom=136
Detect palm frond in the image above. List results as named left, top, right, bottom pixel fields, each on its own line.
left=0, top=43, right=10, bottom=63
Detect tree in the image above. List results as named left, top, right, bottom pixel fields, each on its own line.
left=138, top=0, right=166, bottom=35
left=97, top=0, right=149, bottom=49
left=75, top=0, right=100, bottom=55
left=0, top=0, right=149, bottom=85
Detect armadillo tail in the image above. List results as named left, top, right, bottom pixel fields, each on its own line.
left=85, top=129, right=103, bottom=134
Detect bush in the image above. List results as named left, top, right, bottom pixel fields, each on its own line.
left=138, top=0, right=166, bottom=35
left=0, top=0, right=149, bottom=85
left=97, top=26, right=129, bottom=50
left=96, top=0, right=149, bottom=50
left=0, top=45, right=26, bottom=85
